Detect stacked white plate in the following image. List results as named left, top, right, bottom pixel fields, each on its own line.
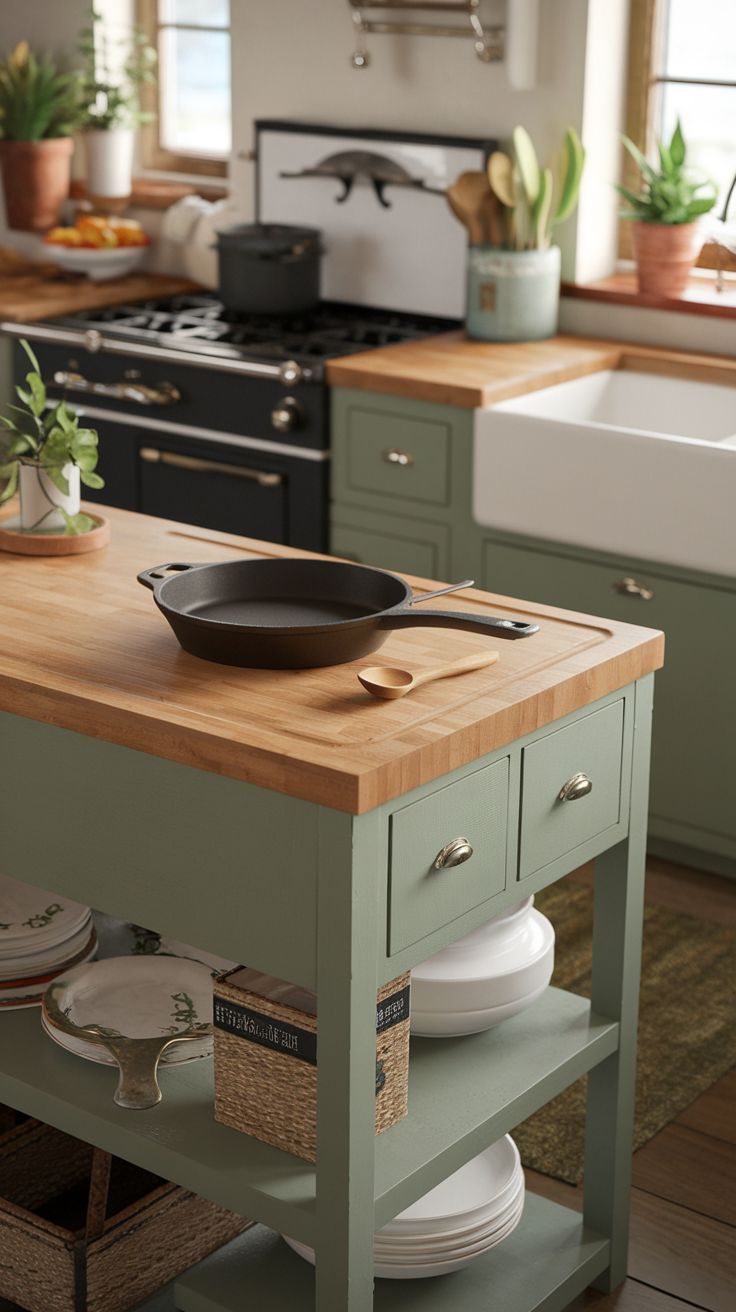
left=0, top=873, right=97, bottom=1010
left=283, top=1135, right=524, bottom=1279
left=410, top=897, right=555, bottom=1037
left=42, top=955, right=218, bottom=1065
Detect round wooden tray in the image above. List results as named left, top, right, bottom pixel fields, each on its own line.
left=0, top=514, right=110, bottom=556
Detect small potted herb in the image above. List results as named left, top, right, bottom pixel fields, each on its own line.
left=0, top=42, right=83, bottom=232
left=0, top=340, right=104, bottom=541
left=77, top=10, right=157, bottom=199
left=616, top=121, right=717, bottom=296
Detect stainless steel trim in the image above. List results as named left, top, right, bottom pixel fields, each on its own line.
left=139, top=448, right=283, bottom=487
left=1, top=322, right=311, bottom=384
left=557, top=773, right=593, bottom=803
left=54, top=370, right=181, bottom=406
left=53, top=400, right=331, bottom=462
left=433, top=837, right=474, bottom=870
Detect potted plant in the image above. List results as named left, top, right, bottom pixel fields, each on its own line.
left=616, top=121, right=717, bottom=296
left=77, top=10, right=157, bottom=199
left=0, top=41, right=82, bottom=232
left=451, top=125, right=585, bottom=342
left=0, top=340, right=104, bottom=541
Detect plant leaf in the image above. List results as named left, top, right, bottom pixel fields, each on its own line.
left=621, top=134, right=658, bottom=184
left=19, top=338, right=41, bottom=375
left=80, top=470, right=104, bottom=488
left=43, top=464, right=70, bottom=497
left=57, top=507, right=96, bottom=535
left=0, top=463, right=18, bottom=504
left=670, top=119, right=686, bottom=168
left=555, top=127, right=586, bottom=223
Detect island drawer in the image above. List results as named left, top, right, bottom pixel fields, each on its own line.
left=342, top=405, right=451, bottom=506
left=387, top=757, right=509, bottom=955
left=518, top=699, right=625, bottom=880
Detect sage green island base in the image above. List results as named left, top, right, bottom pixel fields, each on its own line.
left=0, top=675, right=653, bottom=1312
left=331, top=386, right=736, bottom=880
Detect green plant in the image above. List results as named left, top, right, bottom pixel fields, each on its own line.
left=617, top=121, right=717, bottom=224
left=0, top=41, right=83, bottom=140
left=78, top=10, right=156, bottom=131
left=0, top=340, right=103, bottom=534
left=488, top=126, right=585, bottom=250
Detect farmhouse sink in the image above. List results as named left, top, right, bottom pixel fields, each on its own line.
left=473, top=368, right=736, bottom=578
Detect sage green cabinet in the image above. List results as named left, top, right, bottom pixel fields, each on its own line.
left=330, top=385, right=736, bottom=877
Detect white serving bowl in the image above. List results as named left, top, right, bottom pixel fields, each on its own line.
left=43, top=243, right=146, bottom=281
left=410, top=897, right=554, bottom=1033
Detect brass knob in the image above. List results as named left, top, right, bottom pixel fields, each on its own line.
left=271, top=397, right=303, bottom=432
left=433, top=837, right=474, bottom=870
left=558, top=773, right=593, bottom=802
left=612, top=577, right=654, bottom=601
left=382, top=447, right=414, bottom=466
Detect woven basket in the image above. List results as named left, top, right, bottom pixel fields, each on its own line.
left=0, top=1107, right=248, bottom=1312
left=214, top=969, right=410, bottom=1163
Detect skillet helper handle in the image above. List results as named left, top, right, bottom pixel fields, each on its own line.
left=379, top=610, right=539, bottom=639
left=137, top=563, right=199, bottom=592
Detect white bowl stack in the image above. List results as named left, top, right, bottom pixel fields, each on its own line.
left=283, top=1136, right=524, bottom=1279
left=0, top=873, right=96, bottom=1010
left=410, top=897, right=555, bottom=1037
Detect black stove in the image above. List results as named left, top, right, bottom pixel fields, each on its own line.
left=46, top=295, right=460, bottom=382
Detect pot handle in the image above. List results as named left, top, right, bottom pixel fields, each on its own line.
left=137, top=562, right=200, bottom=592
left=379, top=609, right=539, bottom=639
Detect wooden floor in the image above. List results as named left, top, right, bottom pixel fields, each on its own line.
left=526, top=855, right=736, bottom=1312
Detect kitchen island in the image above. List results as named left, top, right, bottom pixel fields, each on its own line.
left=0, top=505, right=662, bottom=1311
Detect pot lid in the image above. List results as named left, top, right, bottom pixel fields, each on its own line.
left=214, top=222, right=322, bottom=255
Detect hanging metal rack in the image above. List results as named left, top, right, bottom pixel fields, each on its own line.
left=348, top=1, right=504, bottom=66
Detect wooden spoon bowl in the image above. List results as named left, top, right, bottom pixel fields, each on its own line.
left=359, top=650, right=499, bottom=700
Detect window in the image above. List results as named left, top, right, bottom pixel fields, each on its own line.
left=623, top=0, right=736, bottom=266
left=138, top=0, right=231, bottom=177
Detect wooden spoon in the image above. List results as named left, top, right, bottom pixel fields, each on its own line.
left=448, top=172, right=492, bottom=245
left=480, top=188, right=504, bottom=246
left=358, top=650, right=499, bottom=700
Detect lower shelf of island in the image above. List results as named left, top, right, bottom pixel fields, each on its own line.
left=173, top=1194, right=609, bottom=1312
left=0, top=988, right=617, bottom=1246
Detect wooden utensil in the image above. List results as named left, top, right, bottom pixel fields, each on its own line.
left=480, top=188, right=505, bottom=246
left=447, top=172, right=492, bottom=246
left=358, top=650, right=500, bottom=700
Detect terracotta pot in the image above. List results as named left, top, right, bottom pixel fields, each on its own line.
left=631, top=220, right=704, bottom=297
left=0, top=137, right=73, bottom=233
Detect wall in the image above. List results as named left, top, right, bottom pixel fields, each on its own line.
left=0, top=0, right=87, bottom=67
left=229, top=0, right=610, bottom=281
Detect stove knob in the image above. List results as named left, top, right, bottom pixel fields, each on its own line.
left=279, top=359, right=303, bottom=386
left=271, top=397, right=304, bottom=433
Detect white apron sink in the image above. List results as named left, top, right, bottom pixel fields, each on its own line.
left=473, top=368, right=736, bottom=577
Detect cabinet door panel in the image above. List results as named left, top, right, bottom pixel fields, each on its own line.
left=332, top=506, right=450, bottom=579
left=344, top=407, right=451, bottom=506
left=483, top=537, right=736, bottom=848
left=388, top=759, right=509, bottom=955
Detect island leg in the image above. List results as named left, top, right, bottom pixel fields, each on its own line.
left=583, top=672, right=654, bottom=1291
left=314, top=808, right=382, bottom=1311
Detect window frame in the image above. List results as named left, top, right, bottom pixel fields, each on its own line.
left=137, top=0, right=229, bottom=179
left=622, top=0, right=736, bottom=272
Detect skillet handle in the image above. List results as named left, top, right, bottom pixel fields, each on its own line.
left=379, top=609, right=539, bottom=639
left=137, top=563, right=199, bottom=592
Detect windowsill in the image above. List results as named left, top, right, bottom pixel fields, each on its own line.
left=561, top=271, right=736, bottom=320
left=70, top=178, right=229, bottom=211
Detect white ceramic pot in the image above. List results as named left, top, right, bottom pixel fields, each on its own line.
left=19, top=462, right=80, bottom=532
left=83, top=127, right=135, bottom=198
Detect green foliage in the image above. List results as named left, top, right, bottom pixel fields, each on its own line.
left=495, top=126, right=585, bottom=251
left=617, top=121, right=717, bottom=224
left=0, top=41, right=83, bottom=140
left=77, top=10, right=157, bottom=131
left=0, top=340, right=104, bottom=534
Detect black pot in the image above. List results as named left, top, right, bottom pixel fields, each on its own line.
left=137, top=558, right=539, bottom=669
left=215, top=223, right=323, bottom=315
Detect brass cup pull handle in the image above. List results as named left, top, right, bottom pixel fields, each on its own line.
left=612, top=577, right=654, bottom=601
left=434, top=837, right=474, bottom=869
left=382, top=447, right=414, bottom=467
left=53, top=371, right=181, bottom=406
left=558, top=773, right=593, bottom=803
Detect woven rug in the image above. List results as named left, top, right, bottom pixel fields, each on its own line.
left=512, top=880, right=736, bottom=1184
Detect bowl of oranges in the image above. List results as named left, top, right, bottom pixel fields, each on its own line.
left=43, top=215, right=150, bottom=281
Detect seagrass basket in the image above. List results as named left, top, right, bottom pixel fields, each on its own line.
left=213, top=967, right=410, bottom=1162
left=0, top=1106, right=248, bottom=1312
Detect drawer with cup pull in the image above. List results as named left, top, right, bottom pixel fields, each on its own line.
left=387, top=758, right=509, bottom=955
left=518, top=699, right=625, bottom=880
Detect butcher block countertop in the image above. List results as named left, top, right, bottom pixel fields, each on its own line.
left=325, top=330, right=736, bottom=408
left=0, top=505, right=663, bottom=814
left=0, top=271, right=199, bottom=324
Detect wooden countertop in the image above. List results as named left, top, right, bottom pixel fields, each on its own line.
left=0, top=271, right=200, bottom=324
left=325, top=331, right=736, bottom=408
left=0, top=505, right=663, bottom=814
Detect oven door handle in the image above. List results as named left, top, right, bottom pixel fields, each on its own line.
left=53, top=371, right=181, bottom=406
left=139, top=447, right=283, bottom=487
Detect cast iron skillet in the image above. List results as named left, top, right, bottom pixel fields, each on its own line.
left=138, top=558, right=539, bottom=669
